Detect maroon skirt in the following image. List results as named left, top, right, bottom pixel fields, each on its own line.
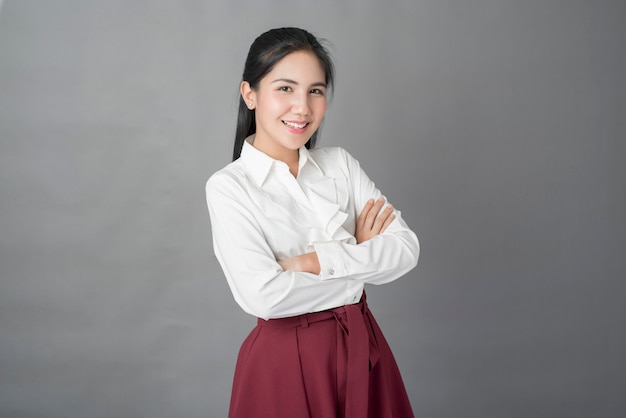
left=228, top=294, right=414, bottom=418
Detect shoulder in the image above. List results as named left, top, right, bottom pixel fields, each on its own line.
left=205, top=160, right=247, bottom=198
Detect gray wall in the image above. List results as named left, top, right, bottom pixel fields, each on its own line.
left=1, top=1, right=624, bottom=417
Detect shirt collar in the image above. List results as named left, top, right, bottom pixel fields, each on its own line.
left=239, top=136, right=323, bottom=187
left=298, top=145, right=323, bottom=175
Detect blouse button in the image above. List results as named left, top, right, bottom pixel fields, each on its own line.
left=328, top=268, right=335, bottom=276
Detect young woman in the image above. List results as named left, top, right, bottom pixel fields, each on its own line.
left=206, top=27, right=420, bottom=418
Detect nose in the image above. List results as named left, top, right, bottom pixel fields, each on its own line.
left=291, top=92, right=311, bottom=116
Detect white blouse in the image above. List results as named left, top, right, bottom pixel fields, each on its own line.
left=206, top=140, right=419, bottom=320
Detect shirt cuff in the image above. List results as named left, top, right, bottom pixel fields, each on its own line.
left=312, top=241, right=346, bottom=280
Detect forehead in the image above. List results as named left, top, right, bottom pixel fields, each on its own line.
left=264, top=50, right=325, bottom=83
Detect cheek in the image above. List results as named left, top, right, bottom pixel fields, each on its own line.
left=257, top=93, right=286, bottom=116
left=314, top=99, right=327, bottom=116
left=265, top=95, right=291, bottom=116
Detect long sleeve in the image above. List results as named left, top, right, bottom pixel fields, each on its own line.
left=206, top=143, right=419, bottom=320
left=206, top=172, right=356, bottom=320
left=312, top=148, right=420, bottom=283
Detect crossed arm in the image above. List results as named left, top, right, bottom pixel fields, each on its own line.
left=277, top=197, right=395, bottom=274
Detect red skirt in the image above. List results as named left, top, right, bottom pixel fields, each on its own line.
left=228, top=294, right=414, bottom=418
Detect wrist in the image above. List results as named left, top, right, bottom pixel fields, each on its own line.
left=305, top=252, right=321, bottom=275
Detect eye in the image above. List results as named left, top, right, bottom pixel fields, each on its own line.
left=310, top=88, right=325, bottom=96
left=278, top=86, right=292, bottom=92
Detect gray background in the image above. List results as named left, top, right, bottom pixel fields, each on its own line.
left=1, top=0, right=625, bottom=417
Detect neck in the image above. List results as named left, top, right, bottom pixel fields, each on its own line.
left=278, top=152, right=300, bottom=178
left=251, top=136, right=300, bottom=177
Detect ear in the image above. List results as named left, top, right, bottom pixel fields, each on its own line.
left=240, top=81, right=256, bottom=110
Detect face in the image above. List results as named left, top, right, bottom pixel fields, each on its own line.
left=242, top=50, right=328, bottom=161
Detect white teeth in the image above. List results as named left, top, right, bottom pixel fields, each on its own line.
left=283, top=121, right=307, bottom=129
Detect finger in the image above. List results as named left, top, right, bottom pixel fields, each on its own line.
left=366, top=198, right=386, bottom=228
left=357, top=199, right=375, bottom=228
left=373, top=204, right=394, bottom=231
left=372, top=197, right=386, bottom=213
left=379, top=209, right=396, bottom=233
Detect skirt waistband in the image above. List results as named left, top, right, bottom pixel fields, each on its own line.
left=257, top=299, right=363, bottom=328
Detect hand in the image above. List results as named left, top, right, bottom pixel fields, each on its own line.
left=356, top=197, right=395, bottom=244
left=278, top=252, right=321, bottom=274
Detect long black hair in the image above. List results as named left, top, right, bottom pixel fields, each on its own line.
left=232, top=27, right=335, bottom=161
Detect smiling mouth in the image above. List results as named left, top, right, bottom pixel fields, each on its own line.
left=282, top=120, right=309, bottom=129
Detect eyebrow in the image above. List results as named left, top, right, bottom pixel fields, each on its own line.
left=271, top=78, right=327, bottom=88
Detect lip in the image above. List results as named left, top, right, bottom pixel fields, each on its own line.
left=282, top=120, right=310, bottom=134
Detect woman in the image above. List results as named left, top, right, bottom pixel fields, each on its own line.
left=206, top=27, right=419, bottom=418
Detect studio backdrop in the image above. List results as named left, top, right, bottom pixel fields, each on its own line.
left=0, top=1, right=624, bottom=417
